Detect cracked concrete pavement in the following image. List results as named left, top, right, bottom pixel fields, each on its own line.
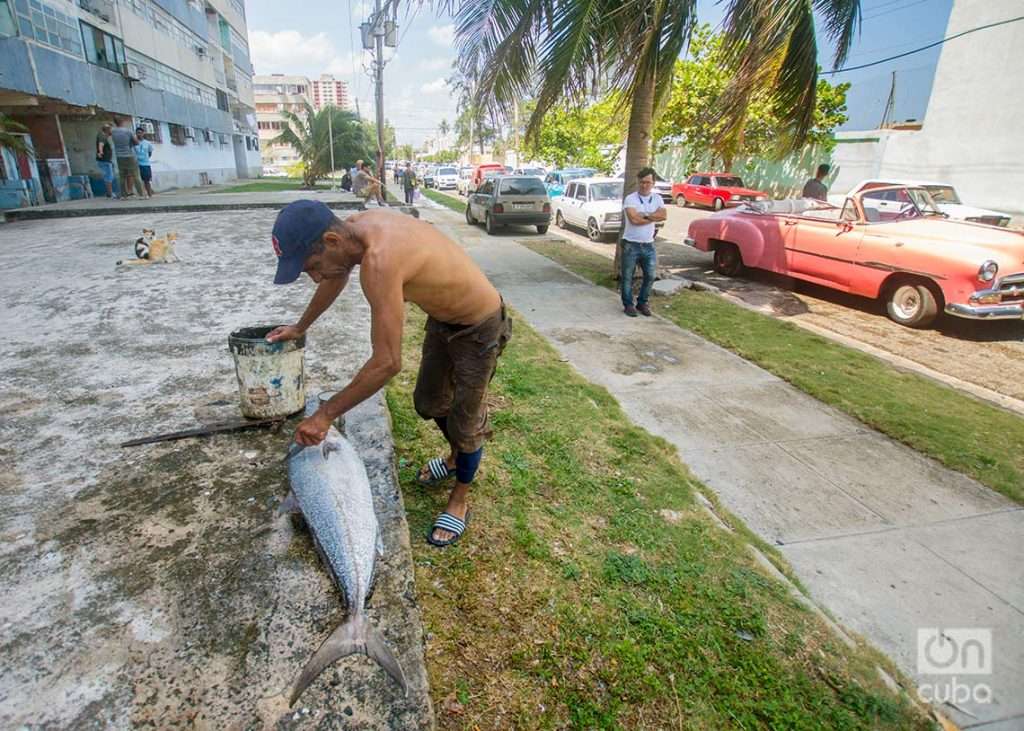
left=420, top=203, right=1024, bottom=730
left=0, top=211, right=432, bottom=729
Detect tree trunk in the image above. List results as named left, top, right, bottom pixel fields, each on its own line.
left=614, top=67, right=657, bottom=280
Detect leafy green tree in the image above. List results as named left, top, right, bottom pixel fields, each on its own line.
left=0, top=114, right=29, bottom=153
left=655, top=25, right=850, bottom=171
left=525, top=96, right=626, bottom=172
left=272, top=103, right=372, bottom=187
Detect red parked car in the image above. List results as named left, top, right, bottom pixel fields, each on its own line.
left=672, top=173, right=769, bottom=210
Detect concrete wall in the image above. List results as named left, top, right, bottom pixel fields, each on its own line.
left=830, top=0, right=1024, bottom=215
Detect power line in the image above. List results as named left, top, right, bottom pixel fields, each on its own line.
left=823, top=15, right=1024, bottom=74
left=862, top=0, right=931, bottom=21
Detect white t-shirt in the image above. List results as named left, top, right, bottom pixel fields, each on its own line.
left=622, top=191, right=664, bottom=243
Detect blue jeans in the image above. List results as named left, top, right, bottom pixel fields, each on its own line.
left=621, top=240, right=657, bottom=307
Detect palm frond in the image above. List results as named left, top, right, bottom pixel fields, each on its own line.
left=813, top=0, right=860, bottom=68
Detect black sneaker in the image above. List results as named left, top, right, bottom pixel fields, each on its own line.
left=624, top=305, right=638, bottom=317
left=637, top=303, right=652, bottom=316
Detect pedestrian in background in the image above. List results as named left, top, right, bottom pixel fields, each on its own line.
left=357, top=162, right=387, bottom=207
left=351, top=159, right=365, bottom=198
left=802, top=164, right=830, bottom=201
left=402, top=162, right=418, bottom=205
left=134, top=126, right=155, bottom=198
left=95, top=123, right=115, bottom=198
left=341, top=167, right=352, bottom=192
left=111, top=118, right=143, bottom=199
left=620, top=167, right=667, bottom=317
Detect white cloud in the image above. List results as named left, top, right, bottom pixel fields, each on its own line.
left=427, top=24, right=455, bottom=46
left=420, top=77, right=448, bottom=94
left=423, top=57, right=452, bottom=72
left=249, top=30, right=337, bottom=72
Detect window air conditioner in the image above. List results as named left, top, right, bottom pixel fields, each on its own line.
left=122, top=63, right=144, bottom=81
left=185, top=127, right=196, bottom=139
left=195, top=45, right=207, bottom=56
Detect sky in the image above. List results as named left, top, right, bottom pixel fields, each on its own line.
left=243, top=0, right=955, bottom=148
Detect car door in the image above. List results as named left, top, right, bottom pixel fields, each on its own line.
left=785, top=205, right=863, bottom=289
left=559, top=182, right=575, bottom=223
left=571, top=182, right=588, bottom=226
left=473, top=180, right=494, bottom=219
left=692, top=176, right=712, bottom=206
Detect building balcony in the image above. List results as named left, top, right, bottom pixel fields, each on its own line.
left=77, top=0, right=116, bottom=25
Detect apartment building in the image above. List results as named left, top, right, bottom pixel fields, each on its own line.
left=253, top=74, right=312, bottom=169
left=0, top=0, right=260, bottom=208
left=310, top=74, right=349, bottom=112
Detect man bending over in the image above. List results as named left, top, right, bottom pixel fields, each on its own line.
left=267, top=200, right=511, bottom=547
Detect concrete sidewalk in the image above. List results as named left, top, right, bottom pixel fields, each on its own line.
left=428, top=212, right=1024, bottom=729
left=3, top=186, right=366, bottom=221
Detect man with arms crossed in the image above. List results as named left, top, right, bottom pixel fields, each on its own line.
left=620, top=167, right=667, bottom=317
left=267, top=200, right=511, bottom=547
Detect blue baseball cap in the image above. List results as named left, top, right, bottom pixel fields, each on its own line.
left=271, top=200, right=335, bottom=284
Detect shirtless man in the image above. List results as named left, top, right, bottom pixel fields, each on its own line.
left=266, top=200, right=511, bottom=547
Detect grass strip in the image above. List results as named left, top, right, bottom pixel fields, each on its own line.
left=422, top=187, right=465, bottom=213
left=212, top=179, right=330, bottom=193
left=388, top=305, right=929, bottom=729
left=521, top=239, right=1024, bottom=503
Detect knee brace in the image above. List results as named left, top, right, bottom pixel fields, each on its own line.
left=455, top=446, right=483, bottom=484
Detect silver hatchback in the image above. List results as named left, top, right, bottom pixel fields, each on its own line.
left=466, top=175, right=552, bottom=235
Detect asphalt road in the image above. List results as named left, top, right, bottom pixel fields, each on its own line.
left=426, top=187, right=1024, bottom=410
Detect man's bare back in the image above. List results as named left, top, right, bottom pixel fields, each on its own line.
left=347, top=209, right=500, bottom=325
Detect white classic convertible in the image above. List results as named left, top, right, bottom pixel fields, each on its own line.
left=836, top=179, right=1012, bottom=228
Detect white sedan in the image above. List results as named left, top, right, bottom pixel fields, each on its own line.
left=553, top=177, right=626, bottom=242
left=841, top=179, right=1011, bottom=227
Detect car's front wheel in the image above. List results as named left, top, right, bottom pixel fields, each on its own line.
left=556, top=210, right=566, bottom=229
left=587, top=218, right=603, bottom=242
left=712, top=197, right=725, bottom=211
left=713, top=243, right=743, bottom=276
left=885, top=281, right=939, bottom=328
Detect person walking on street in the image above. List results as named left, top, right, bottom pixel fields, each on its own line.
left=95, top=123, right=115, bottom=198
left=111, top=118, right=143, bottom=199
left=134, top=126, right=155, bottom=198
left=802, top=164, right=830, bottom=201
left=620, top=167, right=667, bottom=317
left=402, top=162, right=418, bottom=205
left=266, top=200, right=511, bottom=547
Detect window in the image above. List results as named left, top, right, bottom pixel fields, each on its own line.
left=575, top=184, right=586, bottom=201
left=479, top=180, right=494, bottom=195
left=499, top=178, right=546, bottom=195
left=168, top=124, right=187, bottom=145
left=0, top=0, right=16, bottom=37
left=14, top=0, right=82, bottom=55
left=81, top=21, right=124, bottom=72
left=714, top=176, right=744, bottom=188
left=216, top=90, right=229, bottom=112
left=564, top=183, right=575, bottom=198
left=137, top=118, right=162, bottom=143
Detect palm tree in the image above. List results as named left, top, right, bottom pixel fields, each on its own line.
left=436, top=0, right=861, bottom=271
left=438, top=119, right=450, bottom=140
left=272, top=103, right=372, bottom=188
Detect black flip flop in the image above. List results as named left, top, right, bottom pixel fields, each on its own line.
left=427, top=511, right=470, bottom=547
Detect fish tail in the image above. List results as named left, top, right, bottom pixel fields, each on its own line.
left=289, top=614, right=408, bottom=706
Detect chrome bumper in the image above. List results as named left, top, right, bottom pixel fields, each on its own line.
left=684, top=237, right=697, bottom=248
left=945, top=302, right=1024, bottom=320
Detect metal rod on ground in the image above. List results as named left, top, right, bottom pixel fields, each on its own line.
left=120, top=418, right=285, bottom=447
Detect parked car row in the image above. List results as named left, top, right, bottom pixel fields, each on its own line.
left=464, top=175, right=552, bottom=235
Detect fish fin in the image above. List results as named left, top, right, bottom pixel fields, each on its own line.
left=289, top=615, right=408, bottom=707
left=277, top=491, right=301, bottom=517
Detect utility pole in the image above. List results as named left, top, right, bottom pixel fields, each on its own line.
left=374, top=0, right=385, bottom=190
left=327, top=105, right=336, bottom=189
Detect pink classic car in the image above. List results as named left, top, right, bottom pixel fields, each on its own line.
left=685, top=185, right=1024, bottom=328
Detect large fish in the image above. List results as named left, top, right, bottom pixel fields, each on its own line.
left=282, top=425, right=408, bottom=705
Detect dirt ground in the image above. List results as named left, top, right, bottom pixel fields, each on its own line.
left=0, top=211, right=432, bottom=729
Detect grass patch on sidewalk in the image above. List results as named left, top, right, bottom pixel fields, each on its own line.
left=422, top=187, right=465, bottom=213
left=211, top=178, right=330, bottom=193
left=388, top=305, right=929, bottom=730
left=521, top=239, right=1024, bottom=503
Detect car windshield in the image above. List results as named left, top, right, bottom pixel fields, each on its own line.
left=590, top=182, right=623, bottom=201
left=715, top=176, right=744, bottom=188
left=438, top=167, right=456, bottom=175
left=483, top=170, right=502, bottom=179
left=923, top=185, right=961, bottom=204
left=499, top=177, right=547, bottom=195
left=860, top=187, right=944, bottom=222
left=520, top=168, right=544, bottom=175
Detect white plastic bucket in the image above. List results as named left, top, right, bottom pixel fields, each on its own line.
left=228, top=325, right=306, bottom=419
